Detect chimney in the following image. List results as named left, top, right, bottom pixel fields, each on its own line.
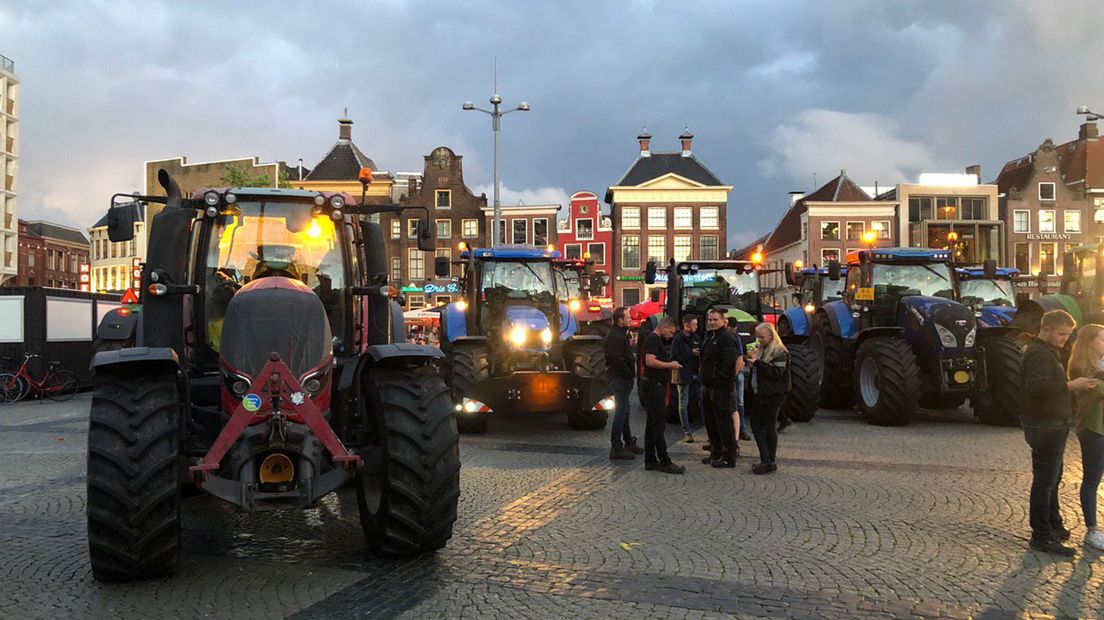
left=789, top=191, right=805, bottom=206
left=637, top=129, right=652, bottom=157
left=965, top=164, right=981, bottom=182
left=1081, top=122, right=1099, bottom=140
left=297, top=158, right=304, bottom=181
left=679, top=128, right=694, bottom=157
left=338, top=117, right=353, bottom=142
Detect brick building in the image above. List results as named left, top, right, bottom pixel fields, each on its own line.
left=10, top=219, right=89, bottom=289
left=485, top=203, right=559, bottom=248
left=557, top=191, right=613, bottom=265
left=294, top=117, right=403, bottom=206
left=606, top=130, right=732, bottom=306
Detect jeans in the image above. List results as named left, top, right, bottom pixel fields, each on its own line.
left=610, top=376, right=634, bottom=449
left=734, top=372, right=749, bottom=434
left=642, top=379, right=672, bottom=465
left=677, top=377, right=702, bottom=435
left=705, top=384, right=738, bottom=462
left=1022, top=422, right=1069, bottom=540
left=1079, top=429, right=1104, bottom=529
left=751, top=394, right=785, bottom=464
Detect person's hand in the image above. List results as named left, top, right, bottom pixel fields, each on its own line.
left=1070, top=376, right=1100, bottom=391
left=747, top=348, right=760, bottom=362
left=735, top=356, right=746, bottom=373
left=670, top=361, right=682, bottom=370
left=692, top=348, right=700, bottom=356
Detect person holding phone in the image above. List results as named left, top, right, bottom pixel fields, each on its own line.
left=641, top=318, right=685, bottom=474
left=1021, top=310, right=1100, bottom=556
left=1067, top=323, right=1104, bottom=551
left=745, top=322, right=790, bottom=475
left=700, top=309, right=741, bottom=468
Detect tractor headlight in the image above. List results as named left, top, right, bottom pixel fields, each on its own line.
left=568, top=299, right=581, bottom=312
left=964, top=327, right=976, bottom=348
left=540, top=327, right=553, bottom=346
left=509, top=325, right=528, bottom=348
left=203, top=190, right=220, bottom=206
left=934, top=323, right=958, bottom=348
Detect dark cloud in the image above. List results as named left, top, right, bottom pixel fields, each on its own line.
left=2, top=0, right=1102, bottom=248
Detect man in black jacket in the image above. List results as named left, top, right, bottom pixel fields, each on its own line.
left=640, top=318, right=686, bottom=474
left=605, top=307, right=642, bottom=460
left=1021, top=309, right=1099, bottom=556
left=671, top=315, right=702, bottom=443
left=700, top=308, right=741, bottom=467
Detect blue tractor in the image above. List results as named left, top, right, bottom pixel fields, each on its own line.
left=808, top=248, right=1008, bottom=426
left=437, top=244, right=613, bottom=433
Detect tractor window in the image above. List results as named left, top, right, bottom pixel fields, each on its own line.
left=871, top=263, right=955, bottom=300
left=558, top=269, right=582, bottom=300
left=678, top=268, right=759, bottom=316
left=818, top=277, right=844, bottom=303
left=481, top=260, right=555, bottom=300
left=1067, top=252, right=1098, bottom=298
left=959, top=278, right=1015, bottom=307
left=203, top=201, right=346, bottom=351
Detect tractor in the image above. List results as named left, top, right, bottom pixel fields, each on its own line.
left=553, top=255, right=613, bottom=339
left=86, top=169, right=460, bottom=582
left=1013, top=243, right=1104, bottom=332
left=956, top=264, right=1019, bottom=328
left=438, top=243, right=612, bottom=433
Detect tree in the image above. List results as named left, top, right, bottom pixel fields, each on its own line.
left=219, top=164, right=292, bottom=189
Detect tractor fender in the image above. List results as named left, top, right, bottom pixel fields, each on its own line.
left=363, top=343, right=445, bottom=365
left=855, top=326, right=905, bottom=346
left=818, top=301, right=857, bottom=340
left=781, top=307, right=810, bottom=338
left=1026, top=294, right=1083, bottom=326
left=558, top=303, right=579, bottom=339
left=96, top=307, right=138, bottom=342
left=91, top=346, right=179, bottom=374
left=565, top=334, right=602, bottom=344
left=390, top=300, right=407, bottom=343
left=442, top=302, right=469, bottom=342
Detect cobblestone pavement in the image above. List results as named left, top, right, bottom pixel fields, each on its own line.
left=2, top=393, right=1103, bottom=619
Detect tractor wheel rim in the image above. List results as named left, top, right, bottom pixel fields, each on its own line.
left=860, top=357, right=880, bottom=408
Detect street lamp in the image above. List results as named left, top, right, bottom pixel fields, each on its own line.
left=1078, top=105, right=1102, bottom=121
left=463, top=93, right=530, bottom=247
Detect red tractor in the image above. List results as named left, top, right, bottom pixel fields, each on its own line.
left=553, top=255, right=613, bottom=339
left=87, top=170, right=460, bottom=582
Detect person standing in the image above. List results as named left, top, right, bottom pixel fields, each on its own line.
left=1067, top=323, right=1104, bottom=551
left=1021, top=309, right=1099, bottom=556
left=639, top=318, right=685, bottom=473
left=701, top=309, right=740, bottom=468
left=671, top=315, right=703, bottom=443
left=605, top=308, right=642, bottom=460
left=727, top=317, right=752, bottom=441
left=746, top=322, right=790, bottom=475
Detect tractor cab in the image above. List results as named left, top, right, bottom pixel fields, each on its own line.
left=778, top=262, right=847, bottom=341
left=646, top=259, right=764, bottom=346
left=1015, top=243, right=1104, bottom=331
left=956, top=265, right=1019, bottom=327
left=553, top=256, right=613, bottom=337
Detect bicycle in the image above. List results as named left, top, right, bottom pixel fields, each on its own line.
left=0, top=354, right=79, bottom=404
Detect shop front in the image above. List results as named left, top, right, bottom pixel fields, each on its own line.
left=400, top=281, right=462, bottom=310
left=909, top=220, right=1005, bottom=264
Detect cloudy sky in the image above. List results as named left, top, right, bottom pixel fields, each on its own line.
left=3, top=0, right=1103, bottom=249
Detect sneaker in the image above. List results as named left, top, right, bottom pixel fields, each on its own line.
left=768, top=462, right=778, bottom=472
left=739, top=431, right=752, bottom=441
left=683, top=433, right=695, bottom=443
left=1086, top=530, right=1104, bottom=551
left=609, top=447, right=635, bottom=460
left=711, top=458, right=735, bottom=468
left=1030, top=537, right=1076, bottom=557
left=656, top=462, right=686, bottom=474
left=627, top=437, right=644, bottom=455
left=1053, top=527, right=1072, bottom=542
left=752, top=462, right=775, bottom=475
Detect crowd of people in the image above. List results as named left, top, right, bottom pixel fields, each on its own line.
left=602, top=307, right=791, bottom=476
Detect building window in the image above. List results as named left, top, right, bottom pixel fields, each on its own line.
left=70, top=255, right=77, bottom=273
left=435, top=190, right=451, bottom=209
left=1013, top=210, right=1030, bottom=233
left=622, top=207, right=640, bottom=229
left=646, top=236, right=666, bottom=264
left=462, top=219, right=479, bottom=239
left=493, top=220, right=506, bottom=244
left=622, top=287, right=642, bottom=307
left=110, top=242, right=117, bottom=258
left=391, top=219, right=401, bottom=239
left=821, top=221, right=840, bottom=241
left=587, top=242, right=605, bottom=265
left=700, top=235, right=719, bottom=260
left=435, top=248, right=451, bottom=278
left=27, top=252, right=34, bottom=267
left=407, top=219, right=419, bottom=239
left=673, top=207, right=693, bottom=229
left=1039, top=182, right=1056, bottom=201
left=801, top=220, right=808, bottom=240
left=909, top=197, right=933, bottom=221
left=408, top=248, right=425, bottom=280
left=391, top=257, right=402, bottom=282
left=700, top=207, right=719, bottom=229
left=822, top=248, right=841, bottom=263
left=622, top=235, right=640, bottom=270
left=846, top=222, right=865, bottom=241
left=565, top=243, right=582, bottom=260
left=936, top=197, right=958, bottom=220
left=576, top=218, right=594, bottom=240
left=1039, top=210, right=1056, bottom=234
left=872, top=221, right=891, bottom=239
left=961, top=197, right=987, bottom=220
left=436, top=219, right=452, bottom=239
left=1094, top=198, right=1104, bottom=224
left=648, top=208, right=666, bottom=230
left=129, top=239, right=136, bottom=256
left=435, top=295, right=451, bottom=306
left=407, top=294, right=425, bottom=310
left=672, top=235, right=692, bottom=261
left=512, top=219, right=528, bottom=245
left=533, top=218, right=548, bottom=246
left=1040, top=242, right=1057, bottom=275
left=1064, top=210, right=1082, bottom=233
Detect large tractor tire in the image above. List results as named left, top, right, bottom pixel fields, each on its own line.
left=567, top=341, right=608, bottom=430
left=854, top=337, right=921, bottom=426
left=357, top=366, right=460, bottom=555
left=973, top=335, right=1024, bottom=426
left=776, top=315, right=795, bottom=342
left=87, top=370, right=182, bottom=582
left=810, top=313, right=853, bottom=409
left=449, top=343, right=491, bottom=434
left=580, top=318, right=611, bottom=341
left=780, top=343, right=821, bottom=422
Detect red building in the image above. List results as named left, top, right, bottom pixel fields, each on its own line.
left=556, top=191, right=613, bottom=295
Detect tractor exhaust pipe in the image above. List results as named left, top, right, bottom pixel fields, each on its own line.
left=158, top=169, right=182, bottom=210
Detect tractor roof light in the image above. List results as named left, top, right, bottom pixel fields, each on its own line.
left=804, top=303, right=815, bottom=314
left=148, top=283, right=168, bottom=296
left=458, top=241, right=468, bottom=252
left=568, top=299, right=581, bottom=312
left=794, top=260, right=804, bottom=270
left=547, top=244, right=555, bottom=252
left=205, top=206, right=219, bottom=218
left=203, top=191, right=220, bottom=206
left=224, top=192, right=237, bottom=204
left=330, top=195, right=345, bottom=210
left=455, top=299, right=468, bottom=312
left=313, top=194, right=326, bottom=206
left=330, top=208, right=344, bottom=222
left=751, top=251, right=764, bottom=264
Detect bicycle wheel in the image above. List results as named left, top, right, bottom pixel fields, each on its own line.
left=0, top=373, right=26, bottom=404
left=44, top=370, right=80, bottom=402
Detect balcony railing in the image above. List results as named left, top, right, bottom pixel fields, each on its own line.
left=0, top=54, right=12, bottom=74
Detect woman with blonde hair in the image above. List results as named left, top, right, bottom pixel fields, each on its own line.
left=1068, top=323, right=1104, bottom=551
left=746, top=322, right=790, bottom=475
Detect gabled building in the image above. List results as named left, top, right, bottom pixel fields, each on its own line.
left=294, top=117, right=396, bottom=205
left=605, top=130, right=732, bottom=306
left=558, top=190, right=613, bottom=266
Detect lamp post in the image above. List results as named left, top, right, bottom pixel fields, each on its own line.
left=463, top=94, right=530, bottom=247
left=1077, top=105, right=1103, bottom=121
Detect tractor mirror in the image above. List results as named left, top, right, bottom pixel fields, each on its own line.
left=783, top=262, right=795, bottom=286
left=827, top=260, right=841, bottom=281
left=106, top=202, right=138, bottom=243
left=983, top=259, right=997, bottom=279
left=417, top=218, right=435, bottom=252
left=644, top=260, right=657, bottom=284
left=434, top=256, right=451, bottom=278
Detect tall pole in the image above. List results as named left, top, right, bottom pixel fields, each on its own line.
left=463, top=90, right=528, bottom=248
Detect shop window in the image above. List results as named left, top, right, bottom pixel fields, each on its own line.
left=435, top=295, right=451, bottom=306
left=1040, top=243, right=1057, bottom=275
left=821, top=221, right=840, bottom=241
left=407, top=294, right=425, bottom=310
left=622, top=235, right=640, bottom=270
left=622, top=207, right=640, bottom=229
left=622, top=287, right=642, bottom=307
left=1013, top=210, right=1030, bottom=233
left=1039, top=183, right=1056, bottom=201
